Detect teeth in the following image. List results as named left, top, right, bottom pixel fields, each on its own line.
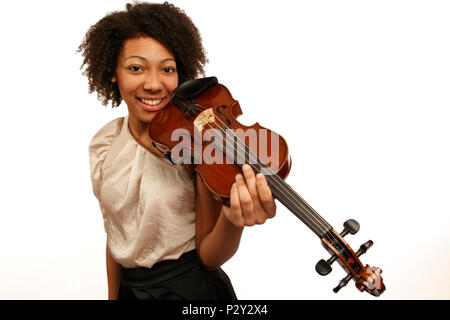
left=140, top=98, right=163, bottom=106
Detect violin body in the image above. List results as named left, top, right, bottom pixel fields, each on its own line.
left=148, top=77, right=385, bottom=297
left=149, top=80, right=291, bottom=203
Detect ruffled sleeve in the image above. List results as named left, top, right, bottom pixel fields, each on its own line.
left=88, top=117, right=124, bottom=200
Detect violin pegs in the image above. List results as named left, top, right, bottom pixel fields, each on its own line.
left=315, top=254, right=338, bottom=276
left=315, top=259, right=332, bottom=276
left=333, top=273, right=353, bottom=293
left=340, top=219, right=360, bottom=237
left=356, top=240, right=374, bottom=257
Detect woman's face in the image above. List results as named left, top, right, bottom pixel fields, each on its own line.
left=113, top=36, right=179, bottom=124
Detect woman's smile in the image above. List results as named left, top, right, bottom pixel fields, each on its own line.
left=137, top=96, right=167, bottom=111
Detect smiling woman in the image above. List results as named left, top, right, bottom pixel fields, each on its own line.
left=113, top=39, right=178, bottom=113
left=77, top=2, right=207, bottom=108
left=78, top=2, right=277, bottom=301
left=111, top=37, right=179, bottom=149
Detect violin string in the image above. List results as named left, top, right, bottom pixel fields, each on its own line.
left=187, top=106, right=338, bottom=241
left=198, top=106, right=352, bottom=258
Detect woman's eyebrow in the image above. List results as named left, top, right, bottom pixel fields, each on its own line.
left=160, top=58, right=176, bottom=63
left=124, top=56, right=175, bottom=63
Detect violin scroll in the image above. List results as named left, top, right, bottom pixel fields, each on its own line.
left=316, top=219, right=385, bottom=297
left=355, top=265, right=385, bottom=297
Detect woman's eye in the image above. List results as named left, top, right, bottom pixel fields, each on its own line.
left=128, top=66, right=142, bottom=72
left=163, top=67, right=176, bottom=73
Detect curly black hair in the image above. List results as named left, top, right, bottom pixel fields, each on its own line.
left=78, top=2, right=207, bottom=107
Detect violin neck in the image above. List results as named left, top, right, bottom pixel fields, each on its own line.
left=263, top=172, right=332, bottom=238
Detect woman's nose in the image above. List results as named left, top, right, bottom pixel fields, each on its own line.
left=143, top=71, right=163, bottom=91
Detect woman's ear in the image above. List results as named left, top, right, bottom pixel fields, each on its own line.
left=111, top=75, right=117, bottom=83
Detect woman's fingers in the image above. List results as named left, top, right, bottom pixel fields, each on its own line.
left=240, top=165, right=275, bottom=224
left=255, top=173, right=276, bottom=218
left=241, top=165, right=267, bottom=224
left=235, top=172, right=256, bottom=225
left=223, top=165, right=277, bottom=227
left=225, top=182, right=245, bottom=228
left=241, top=164, right=259, bottom=202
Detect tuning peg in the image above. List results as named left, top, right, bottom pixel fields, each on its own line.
left=340, top=219, right=360, bottom=237
left=315, top=254, right=338, bottom=276
left=331, top=241, right=376, bottom=294
left=315, top=259, right=332, bottom=276
left=356, top=240, right=373, bottom=257
left=333, top=273, right=353, bottom=293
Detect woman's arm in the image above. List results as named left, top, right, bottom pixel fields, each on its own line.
left=106, top=241, right=121, bottom=300
left=195, top=172, right=244, bottom=270
left=195, top=164, right=276, bottom=270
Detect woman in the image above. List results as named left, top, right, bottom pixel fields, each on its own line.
left=79, top=2, right=276, bottom=300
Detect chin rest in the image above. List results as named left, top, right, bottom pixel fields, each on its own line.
left=173, top=76, right=218, bottom=100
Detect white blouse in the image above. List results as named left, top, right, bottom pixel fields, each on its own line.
left=89, top=116, right=196, bottom=268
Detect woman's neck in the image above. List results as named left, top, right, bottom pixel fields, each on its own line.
left=128, top=115, right=148, bottom=139
left=127, top=116, right=162, bottom=156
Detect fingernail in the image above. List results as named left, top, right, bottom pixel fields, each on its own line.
left=256, top=173, right=264, bottom=179
left=235, top=174, right=243, bottom=180
left=242, top=164, right=250, bottom=171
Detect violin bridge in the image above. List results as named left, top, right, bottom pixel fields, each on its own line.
left=193, top=108, right=215, bottom=132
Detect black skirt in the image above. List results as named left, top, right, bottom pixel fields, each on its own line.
left=118, top=249, right=237, bottom=300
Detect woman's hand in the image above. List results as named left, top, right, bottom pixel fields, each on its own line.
left=222, top=164, right=276, bottom=227
left=195, top=164, right=276, bottom=269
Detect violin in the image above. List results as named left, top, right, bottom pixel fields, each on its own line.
left=148, top=77, right=386, bottom=296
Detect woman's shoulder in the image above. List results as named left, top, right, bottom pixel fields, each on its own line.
left=88, top=116, right=126, bottom=171
left=88, top=117, right=126, bottom=198
left=90, top=117, right=126, bottom=146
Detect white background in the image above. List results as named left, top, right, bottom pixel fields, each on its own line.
left=0, top=0, right=449, bottom=300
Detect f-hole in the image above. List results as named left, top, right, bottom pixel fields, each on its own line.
left=215, top=105, right=232, bottom=126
